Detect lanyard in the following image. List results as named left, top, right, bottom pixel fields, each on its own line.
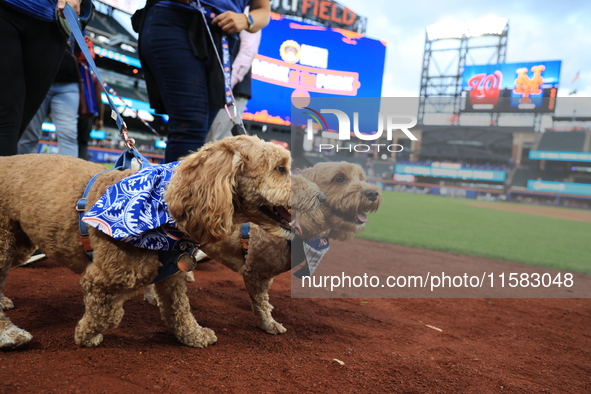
left=190, top=0, right=249, bottom=135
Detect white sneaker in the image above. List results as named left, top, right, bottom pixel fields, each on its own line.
left=21, top=250, right=47, bottom=266
left=194, top=249, right=212, bottom=264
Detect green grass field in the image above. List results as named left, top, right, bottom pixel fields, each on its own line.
left=359, top=192, right=591, bottom=274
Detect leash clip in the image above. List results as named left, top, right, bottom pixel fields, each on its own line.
left=120, top=125, right=136, bottom=150
left=225, top=104, right=238, bottom=121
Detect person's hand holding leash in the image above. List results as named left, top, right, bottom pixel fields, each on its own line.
left=57, top=0, right=81, bottom=16
left=213, top=0, right=269, bottom=34
left=212, top=12, right=249, bottom=34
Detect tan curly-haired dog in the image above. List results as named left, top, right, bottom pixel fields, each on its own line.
left=145, top=161, right=381, bottom=335
left=144, top=173, right=328, bottom=334
left=300, top=161, right=382, bottom=241
left=0, top=135, right=292, bottom=349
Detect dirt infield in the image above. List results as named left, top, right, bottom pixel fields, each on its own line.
left=1, top=241, right=590, bottom=393
left=467, top=202, right=591, bottom=223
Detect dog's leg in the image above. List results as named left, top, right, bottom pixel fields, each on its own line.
left=0, top=224, right=35, bottom=348
left=243, top=274, right=286, bottom=335
left=185, top=271, right=195, bottom=283
left=0, top=266, right=14, bottom=311
left=143, top=284, right=159, bottom=306
left=74, top=246, right=158, bottom=347
left=154, top=273, right=217, bottom=348
left=75, top=261, right=139, bottom=347
left=144, top=271, right=195, bottom=306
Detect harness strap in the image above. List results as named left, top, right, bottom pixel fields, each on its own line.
left=240, top=223, right=251, bottom=259
left=76, top=147, right=152, bottom=261
left=76, top=170, right=110, bottom=261
left=77, top=164, right=199, bottom=284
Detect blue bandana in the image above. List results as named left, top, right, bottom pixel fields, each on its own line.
left=291, top=237, right=330, bottom=278
left=82, top=162, right=199, bottom=251
left=302, top=237, right=330, bottom=275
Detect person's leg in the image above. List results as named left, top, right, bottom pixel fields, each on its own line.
left=235, top=96, right=248, bottom=116
left=50, top=82, right=80, bottom=157
left=77, top=117, right=94, bottom=160
left=18, top=90, right=53, bottom=154
left=0, top=5, right=26, bottom=156
left=140, top=6, right=211, bottom=163
left=0, top=3, right=65, bottom=156
left=19, top=19, right=65, bottom=139
left=206, top=109, right=231, bottom=143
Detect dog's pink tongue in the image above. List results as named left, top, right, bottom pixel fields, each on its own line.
left=356, top=212, right=368, bottom=223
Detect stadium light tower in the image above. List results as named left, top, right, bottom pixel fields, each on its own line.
left=417, top=16, right=509, bottom=126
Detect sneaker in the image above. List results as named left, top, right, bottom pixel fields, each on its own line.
left=21, top=249, right=47, bottom=266
left=194, top=249, right=212, bottom=264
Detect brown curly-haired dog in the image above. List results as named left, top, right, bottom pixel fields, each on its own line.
left=300, top=161, right=382, bottom=241
left=145, top=161, right=381, bottom=335
left=145, top=174, right=328, bottom=334
left=0, top=135, right=291, bottom=349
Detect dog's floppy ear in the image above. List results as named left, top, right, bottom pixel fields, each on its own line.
left=166, top=142, right=243, bottom=245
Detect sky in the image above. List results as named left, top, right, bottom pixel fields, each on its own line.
left=342, top=0, right=591, bottom=98
left=113, top=0, right=591, bottom=100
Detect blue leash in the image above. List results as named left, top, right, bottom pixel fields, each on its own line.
left=65, top=2, right=152, bottom=258
left=65, top=4, right=198, bottom=284
left=64, top=5, right=150, bottom=151
left=64, top=6, right=125, bottom=137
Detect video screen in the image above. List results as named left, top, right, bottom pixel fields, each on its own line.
left=244, top=14, right=387, bottom=125
left=460, top=60, right=561, bottom=113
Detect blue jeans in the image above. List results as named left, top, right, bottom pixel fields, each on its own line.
left=18, top=82, right=80, bottom=157
left=140, top=5, right=221, bottom=163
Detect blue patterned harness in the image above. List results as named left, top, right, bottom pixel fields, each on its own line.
left=76, top=153, right=198, bottom=283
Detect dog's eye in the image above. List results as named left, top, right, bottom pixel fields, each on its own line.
left=334, top=175, right=345, bottom=183
left=276, top=166, right=286, bottom=174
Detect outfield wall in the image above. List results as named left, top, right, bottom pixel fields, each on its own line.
left=367, top=179, right=591, bottom=209
left=507, top=188, right=591, bottom=209
left=367, top=179, right=503, bottom=201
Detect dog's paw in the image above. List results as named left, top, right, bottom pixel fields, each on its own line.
left=143, top=294, right=159, bottom=306
left=0, top=325, right=33, bottom=349
left=260, top=320, right=287, bottom=335
left=143, top=285, right=159, bottom=306
left=179, top=327, right=217, bottom=348
left=185, top=271, right=195, bottom=283
left=77, top=333, right=104, bottom=348
left=0, top=295, right=14, bottom=310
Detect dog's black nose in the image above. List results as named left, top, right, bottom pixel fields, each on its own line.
left=364, top=189, right=379, bottom=202
left=318, top=192, right=326, bottom=205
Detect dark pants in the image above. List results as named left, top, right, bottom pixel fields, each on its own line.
left=140, top=5, right=220, bottom=163
left=78, top=117, right=94, bottom=160
left=0, top=2, right=66, bottom=156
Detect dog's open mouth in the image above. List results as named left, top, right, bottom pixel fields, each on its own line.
left=334, top=210, right=369, bottom=225
left=259, top=206, right=301, bottom=234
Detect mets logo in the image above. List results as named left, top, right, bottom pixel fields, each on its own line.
left=514, top=65, right=545, bottom=103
